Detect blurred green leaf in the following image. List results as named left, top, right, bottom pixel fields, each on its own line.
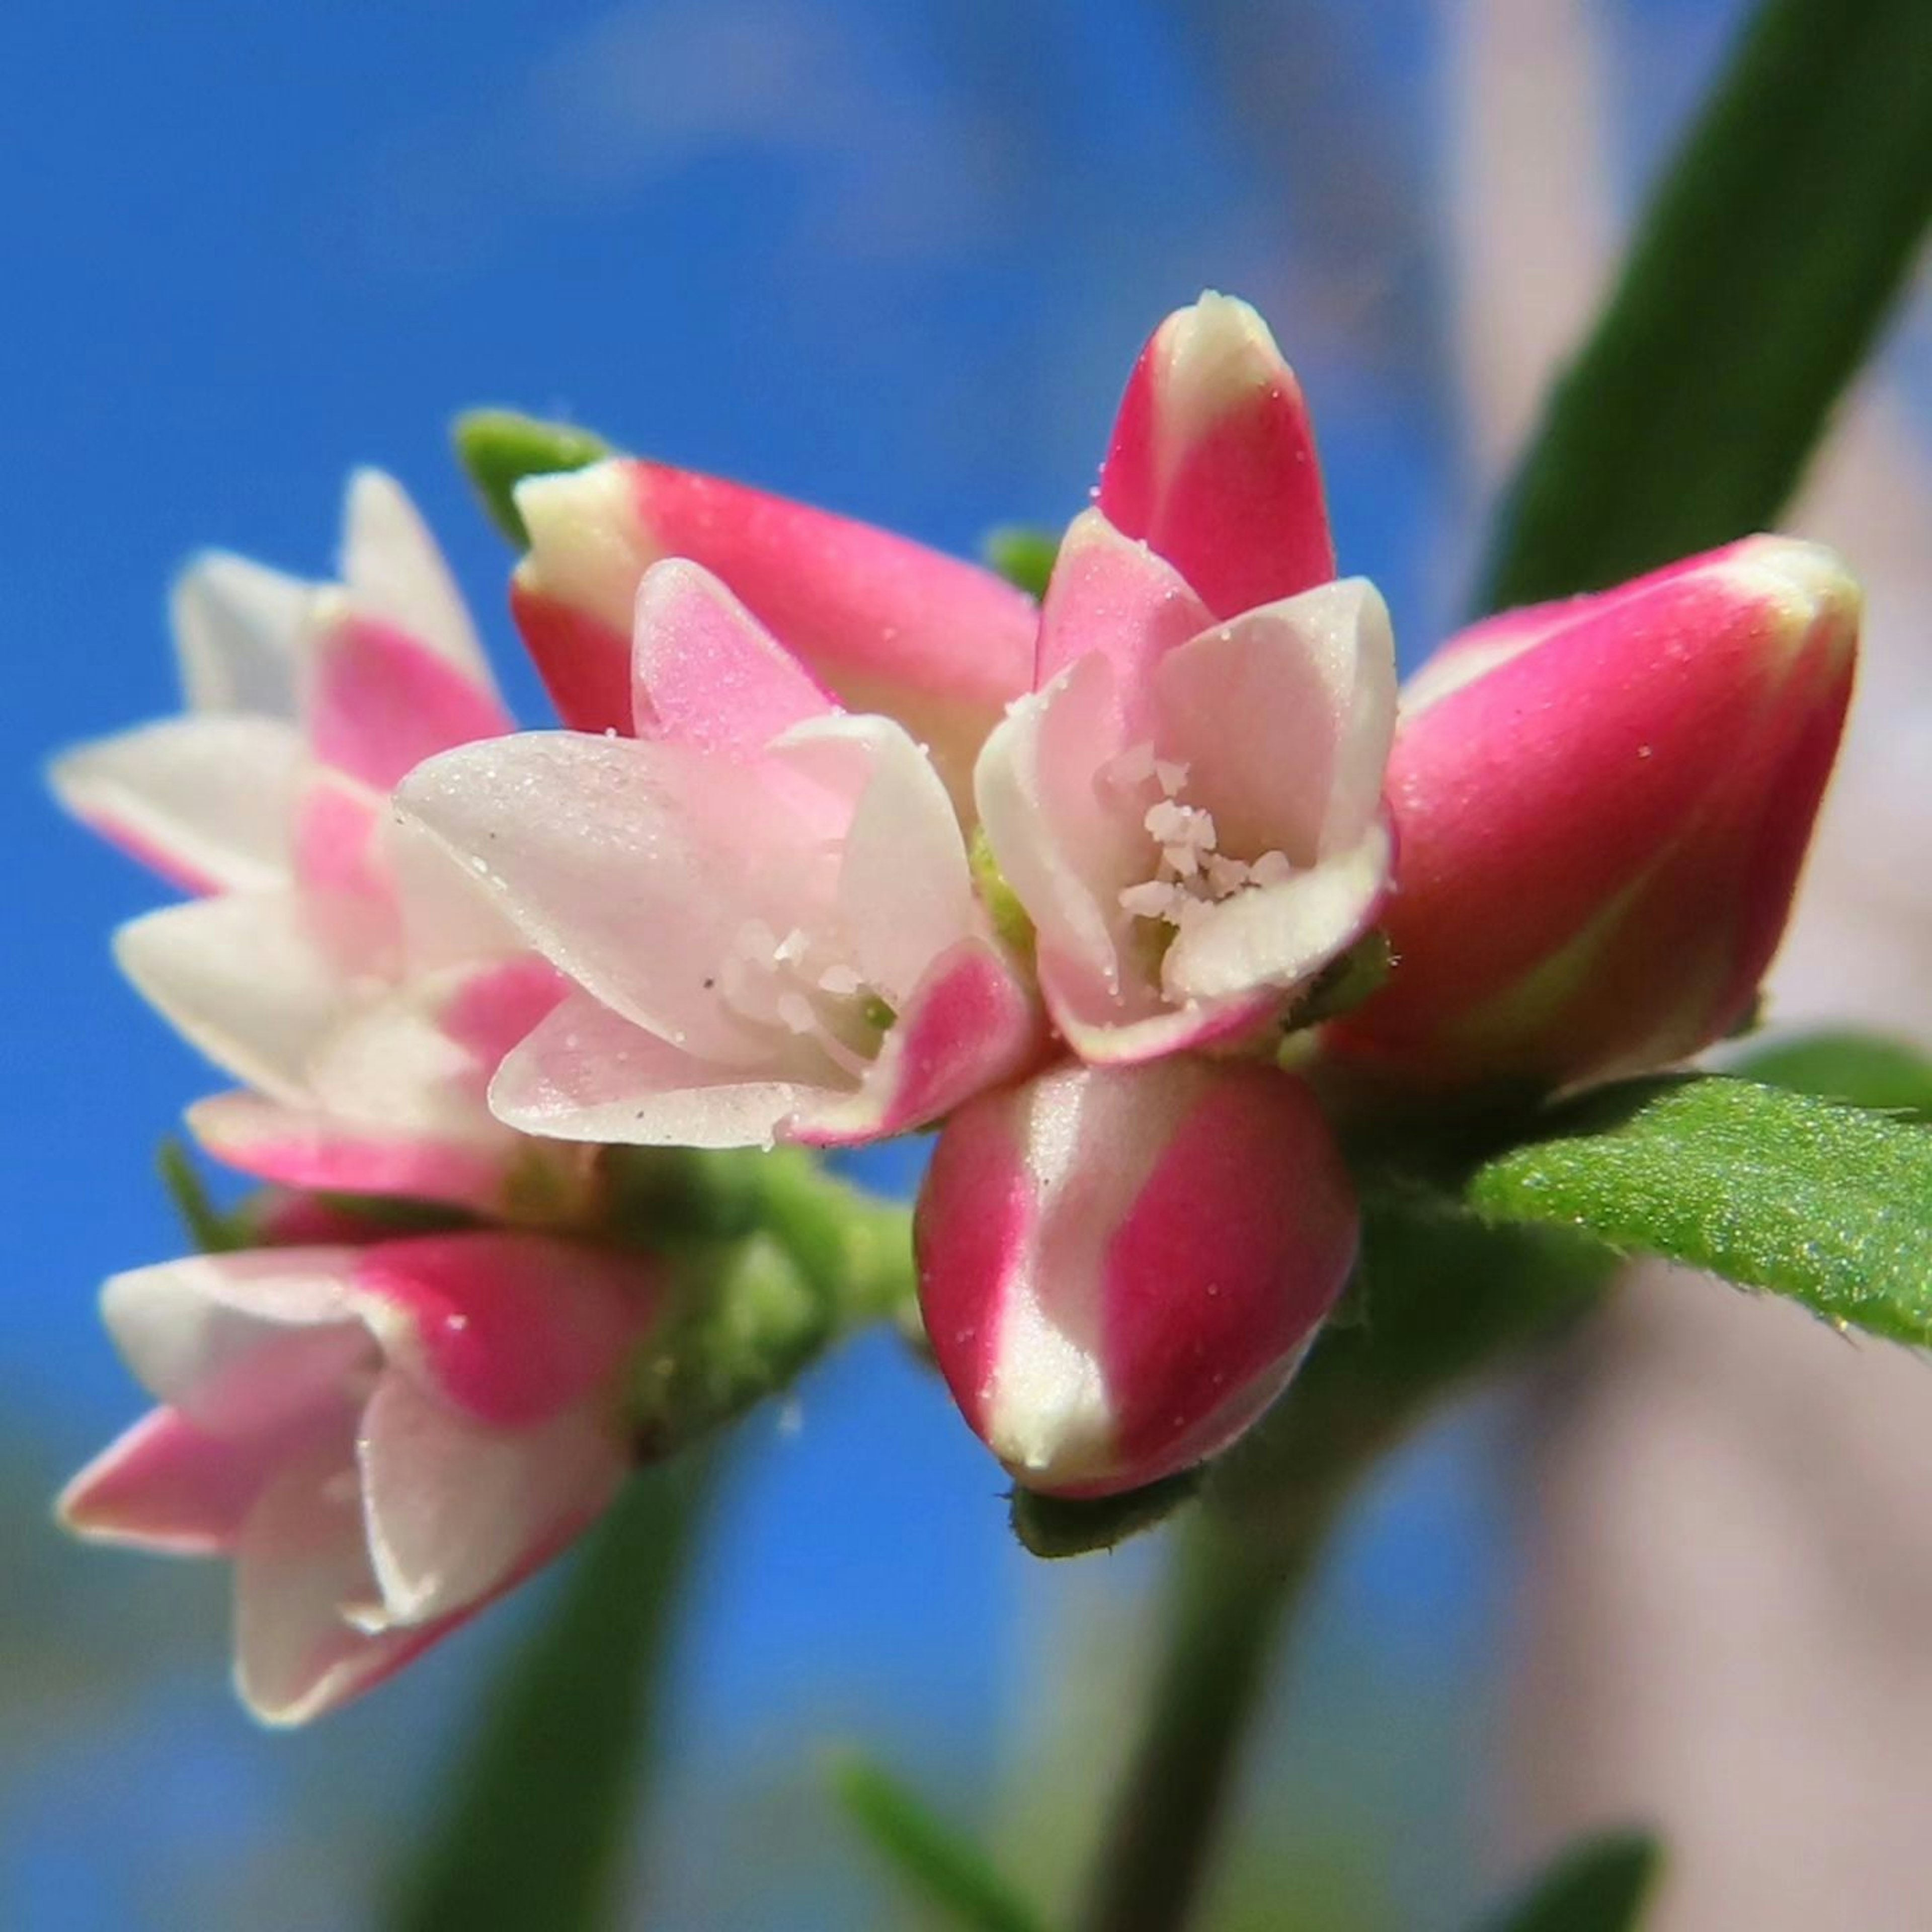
left=1470, top=1830, right=1662, bottom=1932
left=830, top=1751, right=1050, bottom=1932
left=982, top=525, right=1061, bottom=600
left=1461, top=1076, right=1932, bottom=1344
left=453, top=409, right=611, bottom=547
left=385, top=1453, right=717, bottom=1932
left=1480, top=0, right=1932, bottom=609
left=1734, top=1030, right=1932, bottom=1120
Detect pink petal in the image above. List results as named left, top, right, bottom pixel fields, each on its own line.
left=792, top=938, right=1044, bottom=1146
left=1098, top=292, right=1334, bottom=616
left=50, top=716, right=304, bottom=895
left=630, top=560, right=837, bottom=754
left=514, top=457, right=1037, bottom=787
left=58, top=1407, right=268, bottom=1555
left=348, top=1232, right=655, bottom=1429
left=917, top=1058, right=1356, bottom=1497
left=1033, top=508, right=1214, bottom=699
left=357, top=1372, right=624, bottom=1624
left=304, top=605, right=512, bottom=793
left=340, top=469, right=495, bottom=691
left=395, top=733, right=841, bottom=1066
left=491, top=991, right=818, bottom=1149
left=188, top=1092, right=515, bottom=1215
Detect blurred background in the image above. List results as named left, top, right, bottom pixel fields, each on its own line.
left=3, top=1, right=1928, bottom=1925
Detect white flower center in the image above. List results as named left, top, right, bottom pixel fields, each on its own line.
left=1109, top=743, right=1295, bottom=930
left=712, top=919, right=891, bottom=1079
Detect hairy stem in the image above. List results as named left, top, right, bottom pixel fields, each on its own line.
left=1076, top=1507, right=1329, bottom=1932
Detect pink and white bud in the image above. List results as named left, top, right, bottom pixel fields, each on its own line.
left=1097, top=291, right=1335, bottom=617
left=975, top=510, right=1396, bottom=1064
left=1328, top=536, right=1861, bottom=1090
left=509, top=457, right=1038, bottom=797
left=916, top=1058, right=1358, bottom=1498
left=399, top=560, right=1042, bottom=1152
left=59, top=1232, right=656, bottom=1724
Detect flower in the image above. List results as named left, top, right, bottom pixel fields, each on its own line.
left=1327, top=536, right=1862, bottom=1090
left=396, top=559, right=1042, bottom=1151
left=51, top=472, right=574, bottom=1214
left=59, top=1232, right=657, bottom=1724
left=915, top=1056, right=1358, bottom=1497
left=974, top=295, right=1398, bottom=1064
left=506, top=454, right=1040, bottom=800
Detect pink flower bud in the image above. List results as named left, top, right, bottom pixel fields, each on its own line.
left=59, top=1232, right=656, bottom=1724
left=508, top=458, right=1038, bottom=797
left=1098, top=291, right=1335, bottom=617
left=1329, top=537, right=1861, bottom=1090
left=916, top=1058, right=1357, bottom=1498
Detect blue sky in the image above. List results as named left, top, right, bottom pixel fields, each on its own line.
left=0, top=3, right=1751, bottom=1925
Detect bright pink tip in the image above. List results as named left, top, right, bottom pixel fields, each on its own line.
left=1098, top=292, right=1335, bottom=615
left=916, top=1057, right=1357, bottom=1497
left=1330, top=536, right=1862, bottom=1089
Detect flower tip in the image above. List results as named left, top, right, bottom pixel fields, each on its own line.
left=1158, top=290, right=1302, bottom=405
left=511, top=458, right=653, bottom=631
left=1725, top=535, right=1863, bottom=653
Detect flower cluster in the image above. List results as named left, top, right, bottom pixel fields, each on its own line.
left=54, top=293, right=1859, bottom=1718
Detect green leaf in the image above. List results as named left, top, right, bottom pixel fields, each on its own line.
left=1471, top=1831, right=1662, bottom=1932
left=385, top=1454, right=717, bottom=1932
left=829, top=1751, right=1049, bottom=1932
left=1734, top=1030, right=1932, bottom=1121
left=452, top=409, right=611, bottom=547
left=1462, top=1076, right=1932, bottom=1345
left=1010, top=1469, right=1200, bottom=1560
left=982, top=525, right=1061, bottom=601
left=1479, top=0, right=1932, bottom=610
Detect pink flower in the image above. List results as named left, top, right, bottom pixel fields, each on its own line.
left=916, top=1057, right=1358, bottom=1498
left=975, top=296, right=1397, bottom=1064
left=396, top=560, right=1042, bottom=1151
left=51, top=473, right=574, bottom=1213
left=1328, top=537, right=1862, bottom=1090
left=59, top=1232, right=657, bottom=1724
left=507, top=455, right=1039, bottom=800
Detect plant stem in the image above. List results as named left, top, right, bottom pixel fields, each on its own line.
left=1076, top=1507, right=1330, bottom=1932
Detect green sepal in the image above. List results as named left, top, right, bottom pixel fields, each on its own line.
left=452, top=409, right=612, bottom=547
left=981, top=525, right=1061, bottom=601
left=1010, top=1469, right=1202, bottom=1560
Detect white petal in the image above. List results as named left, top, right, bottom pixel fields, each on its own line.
left=231, top=1433, right=394, bottom=1726
left=1163, top=820, right=1392, bottom=1002
left=1152, top=578, right=1397, bottom=862
left=49, top=716, right=304, bottom=893
left=101, top=1250, right=367, bottom=1436
left=358, top=1372, right=620, bottom=1625
left=341, top=469, right=495, bottom=692
left=491, top=992, right=816, bottom=1148
left=396, top=733, right=826, bottom=1065
left=113, top=893, right=367, bottom=1104
left=770, top=713, right=974, bottom=1006
left=172, top=551, right=314, bottom=719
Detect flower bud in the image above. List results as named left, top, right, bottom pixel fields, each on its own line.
left=916, top=1058, right=1357, bottom=1497
left=1097, top=291, right=1334, bottom=616
left=1328, top=537, right=1861, bottom=1090
left=508, top=458, right=1037, bottom=795
left=59, top=1232, right=656, bottom=1723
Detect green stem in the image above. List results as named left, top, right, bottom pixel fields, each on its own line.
left=1076, top=1508, right=1330, bottom=1932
